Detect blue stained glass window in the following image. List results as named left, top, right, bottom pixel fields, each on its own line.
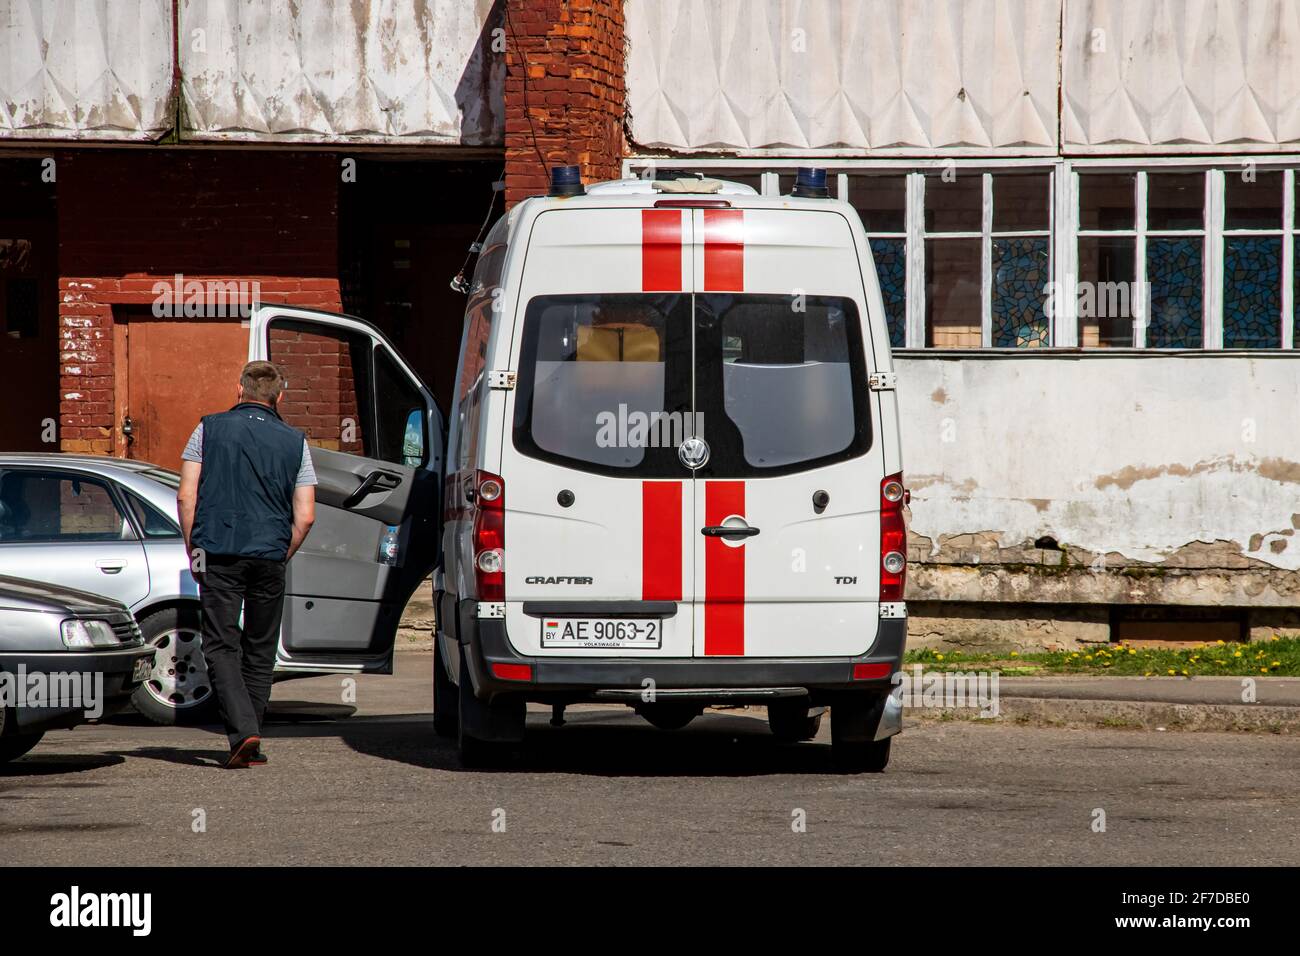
left=869, top=237, right=906, bottom=348
left=992, top=237, right=1050, bottom=347
left=1146, top=238, right=1203, bottom=348
left=1223, top=236, right=1281, bottom=349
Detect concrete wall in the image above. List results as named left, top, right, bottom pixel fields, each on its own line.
left=896, top=352, right=1300, bottom=607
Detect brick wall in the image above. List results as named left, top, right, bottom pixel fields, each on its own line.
left=56, top=150, right=342, bottom=454
left=503, top=0, right=627, bottom=207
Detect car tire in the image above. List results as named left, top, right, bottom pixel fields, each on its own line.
left=456, top=653, right=522, bottom=768
left=768, top=702, right=824, bottom=742
left=637, top=702, right=701, bottom=731
left=433, top=639, right=459, bottom=738
left=0, top=731, right=44, bottom=764
left=132, top=606, right=217, bottom=726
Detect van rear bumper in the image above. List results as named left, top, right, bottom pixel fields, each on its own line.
left=455, top=599, right=906, bottom=704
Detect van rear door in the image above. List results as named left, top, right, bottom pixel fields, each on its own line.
left=499, top=207, right=696, bottom=657
left=688, top=207, right=886, bottom=657
left=248, top=306, right=444, bottom=672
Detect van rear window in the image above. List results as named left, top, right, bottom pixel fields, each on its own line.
left=695, top=294, right=871, bottom=477
left=512, top=294, right=692, bottom=476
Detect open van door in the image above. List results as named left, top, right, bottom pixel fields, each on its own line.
left=248, top=306, right=444, bottom=673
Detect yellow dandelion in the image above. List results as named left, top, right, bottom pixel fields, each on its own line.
left=1167, top=668, right=1176, bottom=675
left=1128, top=648, right=1136, bottom=655
left=1233, top=650, right=1243, bottom=658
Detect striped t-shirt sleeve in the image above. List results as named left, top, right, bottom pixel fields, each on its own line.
left=296, top=439, right=318, bottom=487
left=181, top=423, right=204, bottom=463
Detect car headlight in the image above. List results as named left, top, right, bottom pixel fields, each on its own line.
left=61, top=619, right=119, bottom=648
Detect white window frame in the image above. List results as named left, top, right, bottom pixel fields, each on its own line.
left=621, top=156, right=1300, bottom=352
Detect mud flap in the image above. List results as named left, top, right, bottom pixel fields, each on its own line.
left=832, top=688, right=903, bottom=743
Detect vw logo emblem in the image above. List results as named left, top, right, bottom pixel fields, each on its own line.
left=678, top=436, right=710, bottom=470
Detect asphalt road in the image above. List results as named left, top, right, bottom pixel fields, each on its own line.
left=2, top=651, right=1297, bottom=867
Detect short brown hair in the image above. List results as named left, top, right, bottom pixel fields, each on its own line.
left=240, top=360, right=285, bottom=403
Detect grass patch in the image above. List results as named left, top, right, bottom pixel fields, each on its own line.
left=904, top=637, right=1300, bottom=677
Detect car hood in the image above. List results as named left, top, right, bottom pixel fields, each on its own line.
left=0, top=574, right=131, bottom=616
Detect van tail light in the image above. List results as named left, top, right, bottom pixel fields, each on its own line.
left=472, top=470, right=505, bottom=601
left=880, top=472, right=907, bottom=602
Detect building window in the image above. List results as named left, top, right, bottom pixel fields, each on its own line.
left=1145, top=172, right=1206, bottom=348
left=844, top=173, right=906, bottom=348
left=1222, top=170, right=1284, bottom=349
left=1076, top=172, right=1137, bottom=346
left=991, top=172, right=1051, bottom=348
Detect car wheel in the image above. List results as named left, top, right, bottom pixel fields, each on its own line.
left=132, top=606, right=217, bottom=726
left=768, top=702, right=824, bottom=742
left=0, top=732, right=44, bottom=764
left=433, top=639, right=459, bottom=738
left=637, top=702, right=701, bottom=731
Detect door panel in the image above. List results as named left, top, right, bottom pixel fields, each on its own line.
left=251, top=307, right=443, bottom=665
left=499, top=207, right=696, bottom=656
left=0, top=468, right=150, bottom=609
left=688, top=208, right=884, bottom=658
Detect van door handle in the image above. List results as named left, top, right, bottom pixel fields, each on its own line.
left=343, top=470, right=403, bottom=508
left=701, top=525, right=759, bottom=539
left=96, top=559, right=126, bottom=574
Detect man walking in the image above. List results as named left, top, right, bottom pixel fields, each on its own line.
left=177, top=361, right=316, bottom=769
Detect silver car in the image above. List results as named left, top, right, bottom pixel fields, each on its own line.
left=0, top=438, right=441, bottom=724
left=0, top=573, right=153, bottom=763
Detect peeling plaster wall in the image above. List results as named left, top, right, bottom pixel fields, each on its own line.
left=896, top=354, right=1300, bottom=591
left=0, top=0, right=175, bottom=140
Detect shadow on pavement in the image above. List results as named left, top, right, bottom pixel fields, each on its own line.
left=0, top=753, right=125, bottom=777
left=252, top=704, right=850, bottom=777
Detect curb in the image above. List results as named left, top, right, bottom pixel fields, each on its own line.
left=915, top=697, right=1300, bottom=733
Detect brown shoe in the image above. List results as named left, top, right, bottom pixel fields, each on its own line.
left=226, top=735, right=261, bottom=769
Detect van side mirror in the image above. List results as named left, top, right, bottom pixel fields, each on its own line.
left=402, top=409, right=424, bottom=468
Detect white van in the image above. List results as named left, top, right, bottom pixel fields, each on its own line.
left=246, top=167, right=907, bottom=771
left=436, top=166, right=907, bottom=770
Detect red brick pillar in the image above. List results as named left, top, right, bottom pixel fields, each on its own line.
left=503, top=0, right=627, bottom=207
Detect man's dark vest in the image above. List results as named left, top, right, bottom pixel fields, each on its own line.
left=192, top=402, right=304, bottom=561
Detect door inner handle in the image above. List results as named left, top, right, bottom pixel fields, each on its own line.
left=701, top=525, right=760, bottom=539
left=97, top=559, right=126, bottom=573
left=343, top=470, right=403, bottom=508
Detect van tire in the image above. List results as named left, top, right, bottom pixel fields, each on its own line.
left=432, top=639, right=458, bottom=738
left=768, top=702, right=824, bottom=742
left=832, top=736, right=891, bottom=772
left=131, top=606, right=217, bottom=726
left=0, top=732, right=44, bottom=764
left=637, top=702, right=701, bottom=731
left=456, top=653, right=523, bottom=768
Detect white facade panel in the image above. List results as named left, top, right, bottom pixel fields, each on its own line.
left=626, top=0, right=1060, bottom=154
left=1062, top=0, right=1300, bottom=152
left=898, top=354, right=1300, bottom=571
left=179, top=0, right=503, bottom=145
left=0, top=0, right=175, bottom=141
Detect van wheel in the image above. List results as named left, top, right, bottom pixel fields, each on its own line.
left=768, top=702, right=824, bottom=742
left=456, top=653, right=523, bottom=768
left=0, top=732, right=44, bottom=764
left=638, top=702, right=701, bottom=731
left=433, top=640, right=459, bottom=738
left=132, top=606, right=217, bottom=726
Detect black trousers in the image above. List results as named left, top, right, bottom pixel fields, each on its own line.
left=199, top=556, right=287, bottom=748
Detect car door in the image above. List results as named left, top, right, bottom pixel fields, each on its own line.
left=0, top=467, right=151, bottom=609
left=248, top=306, right=444, bottom=671
left=689, top=206, right=886, bottom=658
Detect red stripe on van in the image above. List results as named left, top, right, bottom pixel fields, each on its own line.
left=642, top=209, right=683, bottom=291
left=704, top=480, right=745, bottom=655
left=703, top=209, right=744, bottom=291
left=642, top=482, right=683, bottom=601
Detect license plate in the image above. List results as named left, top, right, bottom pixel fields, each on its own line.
left=131, top=655, right=153, bottom=683
left=541, top=618, right=662, bottom=649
